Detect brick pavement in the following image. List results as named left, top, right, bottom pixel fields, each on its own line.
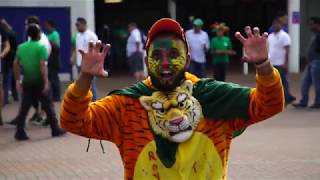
left=0, top=72, right=319, bottom=180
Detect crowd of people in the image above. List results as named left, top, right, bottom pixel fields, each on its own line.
left=0, top=12, right=319, bottom=140
left=0, top=15, right=65, bottom=139
left=127, top=12, right=319, bottom=108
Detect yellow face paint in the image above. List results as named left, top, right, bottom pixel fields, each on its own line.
left=147, top=37, right=187, bottom=84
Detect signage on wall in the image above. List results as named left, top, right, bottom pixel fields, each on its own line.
left=292, top=11, right=300, bottom=24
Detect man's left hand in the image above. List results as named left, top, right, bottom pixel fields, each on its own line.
left=235, top=26, right=268, bottom=64
left=42, top=82, right=49, bottom=96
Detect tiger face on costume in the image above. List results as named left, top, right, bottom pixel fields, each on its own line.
left=139, top=80, right=203, bottom=143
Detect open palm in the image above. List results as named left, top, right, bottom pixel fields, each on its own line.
left=235, top=26, right=268, bottom=63
left=79, top=41, right=110, bottom=77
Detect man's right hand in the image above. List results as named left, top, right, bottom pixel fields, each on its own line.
left=75, top=41, right=110, bottom=93
left=79, top=40, right=110, bottom=77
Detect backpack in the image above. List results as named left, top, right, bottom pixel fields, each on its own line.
left=139, top=29, right=147, bottom=49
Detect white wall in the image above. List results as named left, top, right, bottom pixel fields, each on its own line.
left=0, top=0, right=95, bottom=36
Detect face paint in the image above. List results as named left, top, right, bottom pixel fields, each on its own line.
left=147, top=37, right=187, bottom=90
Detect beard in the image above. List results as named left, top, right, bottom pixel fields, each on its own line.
left=150, top=70, right=186, bottom=92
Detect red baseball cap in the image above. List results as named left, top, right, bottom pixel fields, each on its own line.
left=146, top=18, right=188, bottom=51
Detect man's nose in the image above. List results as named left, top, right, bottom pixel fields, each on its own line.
left=161, top=54, right=170, bottom=69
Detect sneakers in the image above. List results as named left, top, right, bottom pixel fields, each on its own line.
left=7, top=119, right=18, bottom=125
left=292, top=103, right=307, bottom=108
left=31, top=117, right=44, bottom=126
left=52, top=128, right=66, bottom=137
left=285, top=96, right=296, bottom=105
left=14, top=128, right=66, bottom=141
left=310, top=104, right=320, bottom=109
left=41, top=118, right=50, bottom=127
left=293, top=103, right=320, bottom=109
left=14, top=130, right=30, bottom=141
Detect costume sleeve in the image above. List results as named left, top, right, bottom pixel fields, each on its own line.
left=60, top=83, right=124, bottom=146
left=229, top=68, right=284, bottom=131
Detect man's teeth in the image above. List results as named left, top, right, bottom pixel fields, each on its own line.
left=162, top=71, right=172, bottom=74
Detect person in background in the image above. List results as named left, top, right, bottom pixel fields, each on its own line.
left=70, top=34, right=77, bottom=81
left=293, top=17, right=320, bottom=109
left=126, top=22, right=145, bottom=81
left=0, top=19, right=18, bottom=105
left=72, top=17, right=98, bottom=101
left=45, top=19, right=61, bottom=102
left=186, top=18, right=209, bottom=78
left=13, top=24, right=65, bottom=140
left=210, top=23, right=236, bottom=81
left=0, top=19, right=11, bottom=126
left=268, top=17, right=296, bottom=105
left=268, top=11, right=288, bottom=34
left=8, top=15, right=51, bottom=125
left=100, top=24, right=113, bottom=75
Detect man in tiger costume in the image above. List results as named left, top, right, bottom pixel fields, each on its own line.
left=60, top=18, right=284, bottom=180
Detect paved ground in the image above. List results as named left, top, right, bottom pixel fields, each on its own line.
left=0, top=71, right=319, bottom=180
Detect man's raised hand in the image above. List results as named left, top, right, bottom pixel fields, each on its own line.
left=235, top=26, right=268, bottom=64
left=79, top=40, right=110, bottom=77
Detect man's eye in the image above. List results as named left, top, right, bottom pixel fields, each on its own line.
left=169, top=51, right=179, bottom=58
left=152, top=52, right=161, bottom=60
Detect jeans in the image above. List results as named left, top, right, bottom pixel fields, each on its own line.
left=16, top=84, right=59, bottom=132
left=3, top=68, right=18, bottom=103
left=189, top=61, right=206, bottom=78
left=48, top=70, right=61, bottom=101
left=274, top=66, right=295, bottom=102
left=91, top=78, right=97, bottom=102
left=300, top=60, right=320, bottom=105
left=213, top=63, right=227, bottom=81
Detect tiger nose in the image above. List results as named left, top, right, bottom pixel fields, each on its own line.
left=170, top=117, right=183, bottom=126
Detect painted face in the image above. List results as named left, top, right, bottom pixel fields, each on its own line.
left=147, top=37, right=187, bottom=89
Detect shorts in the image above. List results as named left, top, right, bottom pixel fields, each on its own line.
left=127, top=52, right=144, bottom=73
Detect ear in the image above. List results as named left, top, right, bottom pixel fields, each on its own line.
left=180, top=80, right=193, bottom=94
left=144, top=56, right=149, bottom=70
left=139, top=96, right=152, bottom=111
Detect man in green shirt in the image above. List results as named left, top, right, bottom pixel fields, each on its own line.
left=13, top=24, right=65, bottom=140
left=45, top=19, right=61, bottom=102
left=210, top=23, right=235, bottom=81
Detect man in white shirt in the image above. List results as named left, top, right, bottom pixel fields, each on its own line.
left=126, top=22, right=145, bottom=81
left=186, top=18, right=209, bottom=78
left=268, top=17, right=296, bottom=105
left=73, top=17, right=98, bottom=101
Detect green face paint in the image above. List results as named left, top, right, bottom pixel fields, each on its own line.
left=147, top=37, right=187, bottom=86
left=154, top=39, right=173, bottom=49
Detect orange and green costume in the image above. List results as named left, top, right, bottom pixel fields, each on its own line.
left=60, top=69, right=284, bottom=180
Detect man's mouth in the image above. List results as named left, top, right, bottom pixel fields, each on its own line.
left=160, top=70, right=173, bottom=80
left=169, top=126, right=192, bottom=136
